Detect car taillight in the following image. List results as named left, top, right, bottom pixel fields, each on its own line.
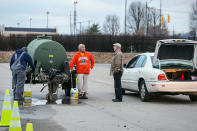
left=158, top=74, right=167, bottom=81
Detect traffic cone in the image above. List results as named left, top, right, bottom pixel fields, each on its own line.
left=9, top=101, right=22, bottom=131
left=0, top=89, right=12, bottom=126
left=26, top=123, right=33, bottom=131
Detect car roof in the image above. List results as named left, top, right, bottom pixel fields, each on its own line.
left=158, top=39, right=197, bottom=44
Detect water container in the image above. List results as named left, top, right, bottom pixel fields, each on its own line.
left=24, top=86, right=32, bottom=107
left=70, top=88, right=78, bottom=99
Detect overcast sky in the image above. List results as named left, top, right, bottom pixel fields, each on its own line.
left=0, top=0, right=195, bottom=34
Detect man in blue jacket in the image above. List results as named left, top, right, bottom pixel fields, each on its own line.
left=10, top=47, right=35, bottom=101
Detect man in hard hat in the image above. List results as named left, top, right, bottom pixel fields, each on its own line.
left=10, top=47, right=35, bottom=101
left=69, top=44, right=95, bottom=99
left=110, top=43, right=124, bottom=102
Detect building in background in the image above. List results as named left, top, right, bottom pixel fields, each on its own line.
left=0, top=24, right=58, bottom=36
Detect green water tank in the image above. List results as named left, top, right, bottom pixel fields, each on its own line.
left=27, top=35, right=68, bottom=72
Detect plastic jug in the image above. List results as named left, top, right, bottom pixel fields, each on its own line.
left=24, top=74, right=32, bottom=106
left=24, top=86, right=32, bottom=106
left=70, top=88, right=78, bottom=99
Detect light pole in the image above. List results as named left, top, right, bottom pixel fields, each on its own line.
left=195, top=1, right=197, bottom=40
left=144, top=0, right=152, bottom=36
left=124, top=0, right=127, bottom=35
left=73, top=0, right=78, bottom=35
left=46, top=11, right=50, bottom=28
left=17, top=22, right=20, bottom=28
left=29, top=17, right=32, bottom=31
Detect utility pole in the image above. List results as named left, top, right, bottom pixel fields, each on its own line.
left=17, top=22, right=20, bottom=28
left=144, top=0, right=148, bottom=36
left=173, top=24, right=175, bottom=39
left=73, top=0, right=78, bottom=35
left=160, top=0, right=162, bottom=28
left=70, top=12, right=73, bottom=35
left=124, top=0, right=127, bottom=35
left=159, top=0, right=162, bottom=36
left=46, top=11, right=50, bottom=28
left=79, top=22, right=82, bottom=34
left=88, top=20, right=91, bottom=28
left=195, top=1, right=197, bottom=40
left=29, top=17, right=32, bottom=31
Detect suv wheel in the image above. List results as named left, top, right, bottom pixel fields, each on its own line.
left=139, top=80, right=150, bottom=102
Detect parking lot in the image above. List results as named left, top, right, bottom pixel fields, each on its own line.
left=0, top=63, right=197, bottom=131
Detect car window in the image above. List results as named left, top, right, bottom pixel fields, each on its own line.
left=141, top=56, right=147, bottom=67
left=126, top=56, right=139, bottom=68
left=151, top=56, right=154, bottom=63
left=135, top=55, right=147, bottom=68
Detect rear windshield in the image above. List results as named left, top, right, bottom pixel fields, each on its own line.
left=158, top=44, right=194, bottom=60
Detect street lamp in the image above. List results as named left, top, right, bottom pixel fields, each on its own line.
left=46, top=11, right=50, bottom=28
left=29, top=17, right=32, bottom=30
left=73, top=0, right=78, bottom=35
left=17, top=22, right=20, bottom=28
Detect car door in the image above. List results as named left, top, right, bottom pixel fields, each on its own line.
left=122, top=55, right=147, bottom=91
left=133, top=55, right=147, bottom=90
left=122, top=56, right=140, bottom=90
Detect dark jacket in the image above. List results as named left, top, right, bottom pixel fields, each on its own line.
left=10, top=49, right=35, bottom=71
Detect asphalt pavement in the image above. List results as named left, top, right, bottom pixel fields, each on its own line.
left=0, top=63, right=197, bottom=131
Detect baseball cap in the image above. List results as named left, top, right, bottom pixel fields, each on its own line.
left=113, top=43, right=121, bottom=48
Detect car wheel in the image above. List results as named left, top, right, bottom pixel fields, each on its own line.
left=189, top=95, right=197, bottom=102
left=122, top=89, right=126, bottom=95
left=139, top=80, right=150, bottom=102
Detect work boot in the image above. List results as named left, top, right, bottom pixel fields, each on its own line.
left=82, top=93, right=88, bottom=99
left=78, top=94, right=83, bottom=99
left=112, top=99, right=122, bottom=102
left=79, top=93, right=88, bottom=99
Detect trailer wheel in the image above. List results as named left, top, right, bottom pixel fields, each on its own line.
left=189, top=95, right=197, bottom=102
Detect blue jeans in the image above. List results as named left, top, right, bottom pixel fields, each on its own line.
left=113, top=72, right=122, bottom=101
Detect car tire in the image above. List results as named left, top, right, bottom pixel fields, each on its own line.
left=139, top=80, right=150, bottom=102
left=122, top=89, right=126, bottom=95
left=189, top=95, right=197, bottom=102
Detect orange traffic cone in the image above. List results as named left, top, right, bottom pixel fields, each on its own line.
left=0, top=89, right=12, bottom=126
left=9, top=101, right=22, bottom=131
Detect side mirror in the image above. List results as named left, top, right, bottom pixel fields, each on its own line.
left=124, top=64, right=127, bottom=68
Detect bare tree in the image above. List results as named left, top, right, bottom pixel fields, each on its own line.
left=148, top=7, right=160, bottom=36
left=189, top=2, right=197, bottom=37
left=127, top=1, right=144, bottom=35
left=103, top=14, right=120, bottom=35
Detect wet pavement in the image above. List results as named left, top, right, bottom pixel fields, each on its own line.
left=0, top=63, right=197, bottom=131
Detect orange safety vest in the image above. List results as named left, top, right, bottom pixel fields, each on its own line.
left=69, top=51, right=95, bottom=74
